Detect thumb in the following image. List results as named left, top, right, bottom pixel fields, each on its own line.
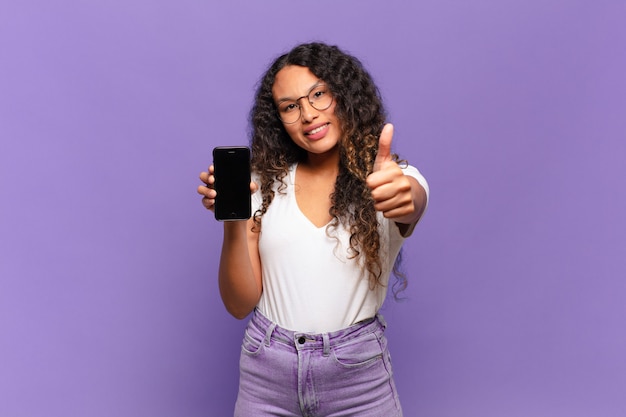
left=373, top=123, right=394, bottom=172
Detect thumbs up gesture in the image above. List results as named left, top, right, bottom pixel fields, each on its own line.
left=366, top=124, right=417, bottom=222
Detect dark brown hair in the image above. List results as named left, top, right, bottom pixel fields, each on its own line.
left=249, top=42, right=405, bottom=291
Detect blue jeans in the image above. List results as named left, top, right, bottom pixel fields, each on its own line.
left=234, top=309, right=403, bottom=417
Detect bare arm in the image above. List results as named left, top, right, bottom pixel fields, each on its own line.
left=217, top=220, right=262, bottom=319
left=198, top=167, right=263, bottom=319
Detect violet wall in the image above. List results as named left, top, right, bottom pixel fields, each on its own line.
left=1, top=1, right=625, bottom=416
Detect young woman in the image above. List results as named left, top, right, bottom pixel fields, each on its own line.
left=198, top=42, right=428, bottom=416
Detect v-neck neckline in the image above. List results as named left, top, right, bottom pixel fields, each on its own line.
left=291, top=163, right=333, bottom=230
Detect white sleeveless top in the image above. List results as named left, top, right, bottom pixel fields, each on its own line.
left=253, top=164, right=428, bottom=333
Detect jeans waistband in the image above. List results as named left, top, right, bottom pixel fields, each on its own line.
left=249, top=308, right=386, bottom=356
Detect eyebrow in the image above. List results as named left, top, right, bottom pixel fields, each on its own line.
left=275, top=81, right=325, bottom=104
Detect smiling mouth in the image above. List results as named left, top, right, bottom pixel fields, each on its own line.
left=306, top=123, right=329, bottom=136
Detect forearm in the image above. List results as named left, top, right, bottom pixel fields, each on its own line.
left=218, top=221, right=262, bottom=319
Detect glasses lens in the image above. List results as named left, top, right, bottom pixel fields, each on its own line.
left=309, top=85, right=333, bottom=111
left=277, top=101, right=300, bottom=124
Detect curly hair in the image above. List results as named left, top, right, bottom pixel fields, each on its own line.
left=249, top=42, right=404, bottom=291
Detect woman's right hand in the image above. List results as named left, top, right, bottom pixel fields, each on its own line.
left=197, top=165, right=259, bottom=213
left=198, top=165, right=263, bottom=318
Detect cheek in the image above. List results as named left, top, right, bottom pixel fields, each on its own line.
left=326, top=104, right=342, bottom=130
left=283, top=123, right=298, bottom=136
left=283, top=125, right=303, bottom=144
left=330, top=114, right=344, bottom=137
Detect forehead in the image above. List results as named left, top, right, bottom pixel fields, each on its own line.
left=272, top=65, right=320, bottom=100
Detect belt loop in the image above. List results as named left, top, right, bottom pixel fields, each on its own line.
left=322, top=333, right=330, bottom=357
left=264, top=322, right=277, bottom=347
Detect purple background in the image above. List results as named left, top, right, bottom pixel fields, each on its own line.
left=1, top=1, right=625, bottom=416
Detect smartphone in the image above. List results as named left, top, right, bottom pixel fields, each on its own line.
left=212, top=146, right=251, bottom=221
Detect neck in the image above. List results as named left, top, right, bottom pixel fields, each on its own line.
left=301, top=148, right=340, bottom=176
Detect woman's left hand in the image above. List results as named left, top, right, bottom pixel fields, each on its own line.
left=366, top=124, right=426, bottom=226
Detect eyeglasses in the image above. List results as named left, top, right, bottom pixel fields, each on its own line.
left=275, top=83, right=333, bottom=124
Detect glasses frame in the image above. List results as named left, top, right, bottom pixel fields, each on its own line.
left=275, top=83, right=334, bottom=124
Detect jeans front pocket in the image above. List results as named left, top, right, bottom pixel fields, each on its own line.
left=331, top=332, right=383, bottom=368
left=241, top=327, right=265, bottom=356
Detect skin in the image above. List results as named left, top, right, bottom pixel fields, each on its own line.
left=197, top=65, right=427, bottom=319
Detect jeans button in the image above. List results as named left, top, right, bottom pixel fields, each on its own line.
left=298, top=337, right=306, bottom=344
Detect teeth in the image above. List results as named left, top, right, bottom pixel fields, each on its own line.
left=308, top=124, right=327, bottom=135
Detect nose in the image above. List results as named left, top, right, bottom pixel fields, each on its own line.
left=299, top=100, right=319, bottom=123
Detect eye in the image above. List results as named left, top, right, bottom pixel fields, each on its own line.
left=280, top=102, right=298, bottom=113
left=311, top=89, right=326, bottom=100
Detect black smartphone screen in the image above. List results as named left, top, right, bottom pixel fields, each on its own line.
left=212, top=146, right=251, bottom=221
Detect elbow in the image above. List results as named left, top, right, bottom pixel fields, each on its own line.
left=217, top=271, right=261, bottom=320
left=224, top=302, right=255, bottom=320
